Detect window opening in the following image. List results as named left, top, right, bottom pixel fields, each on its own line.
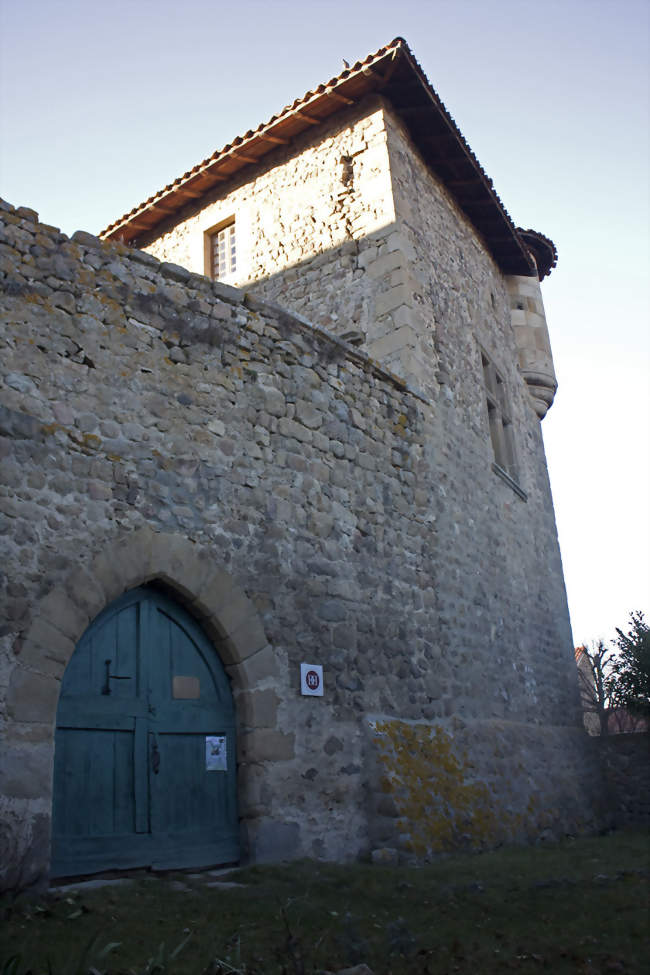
left=211, top=221, right=236, bottom=280
left=481, top=351, right=517, bottom=480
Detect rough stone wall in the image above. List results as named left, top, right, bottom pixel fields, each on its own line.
left=382, top=110, right=579, bottom=723
left=598, top=733, right=650, bottom=827
left=141, top=98, right=397, bottom=346
left=140, top=99, right=560, bottom=411
left=1, top=200, right=601, bottom=891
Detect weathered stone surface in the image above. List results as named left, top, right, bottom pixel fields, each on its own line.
left=8, top=669, right=60, bottom=723
left=237, top=689, right=280, bottom=729
left=226, top=645, right=278, bottom=689
left=0, top=166, right=593, bottom=892
left=598, top=733, right=650, bottom=827
left=0, top=744, right=52, bottom=800
left=239, top=730, right=295, bottom=763
left=246, top=819, right=300, bottom=863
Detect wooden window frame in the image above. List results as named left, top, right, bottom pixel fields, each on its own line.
left=205, top=218, right=237, bottom=281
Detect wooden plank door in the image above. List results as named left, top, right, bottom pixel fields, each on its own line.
left=145, top=595, right=238, bottom=869
left=51, top=587, right=239, bottom=878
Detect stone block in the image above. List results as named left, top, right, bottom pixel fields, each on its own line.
left=246, top=819, right=300, bottom=863
left=237, top=689, right=280, bottom=728
left=35, top=587, right=89, bottom=642
left=18, top=637, right=68, bottom=679
left=239, top=730, right=295, bottom=763
left=16, top=206, right=38, bottom=223
left=18, top=617, right=74, bottom=670
left=0, top=809, right=51, bottom=893
left=160, top=261, right=191, bottom=283
left=213, top=280, right=243, bottom=303
left=4, top=721, right=53, bottom=744
left=226, top=644, right=278, bottom=690
left=278, top=417, right=312, bottom=444
left=0, top=744, right=53, bottom=800
left=374, top=283, right=413, bottom=317
left=365, top=250, right=405, bottom=280
left=220, top=612, right=268, bottom=663
left=8, top=669, right=60, bottom=724
left=89, top=548, right=132, bottom=604
left=367, top=324, right=416, bottom=361
left=63, top=566, right=107, bottom=623
left=294, top=400, right=323, bottom=430
left=191, top=568, right=237, bottom=620
left=71, top=230, right=102, bottom=249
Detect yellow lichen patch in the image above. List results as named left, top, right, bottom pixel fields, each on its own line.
left=40, top=422, right=64, bottom=437
left=392, top=413, right=409, bottom=437
left=373, top=719, right=509, bottom=856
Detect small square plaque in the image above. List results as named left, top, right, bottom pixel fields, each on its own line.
left=172, top=675, right=200, bottom=699
left=300, top=663, right=324, bottom=696
left=205, top=735, right=227, bottom=771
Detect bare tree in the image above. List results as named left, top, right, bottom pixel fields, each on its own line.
left=575, top=641, right=619, bottom=735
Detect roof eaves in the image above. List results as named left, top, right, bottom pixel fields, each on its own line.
left=99, top=37, right=549, bottom=279
left=100, top=39, right=406, bottom=241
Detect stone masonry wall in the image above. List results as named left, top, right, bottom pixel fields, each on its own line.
left=1, top=200, right=601, bottom=891
left=598, top=733, right=650, bottom=827
left=141, top=98, right=397, bottom=347
left=382, top=109, right=580, bottom=715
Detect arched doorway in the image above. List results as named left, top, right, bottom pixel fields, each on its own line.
left=51, top=586, right=238, bottom=877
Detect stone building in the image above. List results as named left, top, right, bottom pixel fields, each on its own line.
left=0, top=39, right=601, bottom=892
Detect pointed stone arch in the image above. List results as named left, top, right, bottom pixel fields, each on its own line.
left=5, top=527, right=280, bottom=887
left=10, top=527, right=276, bottom=717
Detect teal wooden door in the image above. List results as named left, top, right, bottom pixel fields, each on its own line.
left=51, top=587, right=238, bottom=877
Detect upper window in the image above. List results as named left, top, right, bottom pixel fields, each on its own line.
left=481, top=350, right=519, bottom=485
left=210, top=221, right=236, bottom=280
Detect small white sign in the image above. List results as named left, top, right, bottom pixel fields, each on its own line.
left=205, top=735, right=227, bottom=771
left=300, top=663, right=324, bottom=696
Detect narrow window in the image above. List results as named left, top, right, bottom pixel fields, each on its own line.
left=481, top=351, right=517, bottom=481
left=210, top=221, right=236, bottom=280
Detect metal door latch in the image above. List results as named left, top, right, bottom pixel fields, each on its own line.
left=102, top=658, right=132, bottom=696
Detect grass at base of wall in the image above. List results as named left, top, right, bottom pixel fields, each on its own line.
left=1, top=829, right=649, bottom=975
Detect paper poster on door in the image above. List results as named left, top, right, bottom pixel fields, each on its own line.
left=205, top=735, right=227, bottom=771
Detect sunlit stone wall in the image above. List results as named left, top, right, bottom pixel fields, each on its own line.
left=0, top=202, right=599, bottom=892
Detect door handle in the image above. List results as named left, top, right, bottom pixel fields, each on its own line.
left=151, top=736, right=160, bottom=775
left=102, top=658, right=132, bottom=695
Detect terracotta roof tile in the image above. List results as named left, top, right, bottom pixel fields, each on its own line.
left=100, top=37, right=553, bottom=279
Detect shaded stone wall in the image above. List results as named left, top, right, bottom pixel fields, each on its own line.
left=1, top=201, right=601, bottom=891
left=598, top=733, right=650, bottom=827
left=381, top=111, right=578, bottom=719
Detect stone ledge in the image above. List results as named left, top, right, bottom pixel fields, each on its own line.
left=244, top=292, right=428, bottom=403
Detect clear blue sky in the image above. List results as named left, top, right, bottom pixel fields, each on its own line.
left=1, top=0, right=648, bottom=645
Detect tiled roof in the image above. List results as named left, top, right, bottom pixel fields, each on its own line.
left=100, top=38, right=555, bottom=279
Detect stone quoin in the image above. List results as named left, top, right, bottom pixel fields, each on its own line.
left=0, top=38, right=604, bottom=891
